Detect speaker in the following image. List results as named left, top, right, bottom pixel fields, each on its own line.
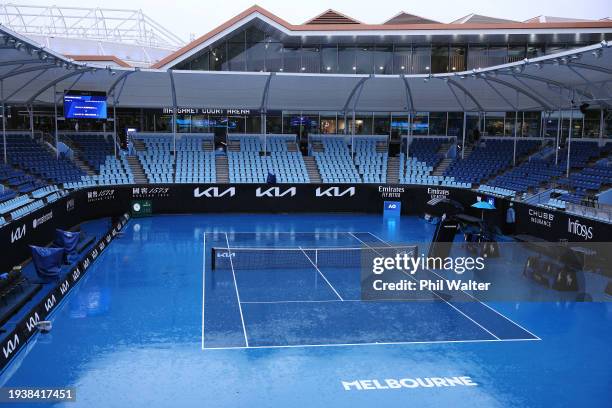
left=579, top=103, right=590, bottom=115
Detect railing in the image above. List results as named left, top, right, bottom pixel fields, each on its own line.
left=566, top=202, right=612, bottom=223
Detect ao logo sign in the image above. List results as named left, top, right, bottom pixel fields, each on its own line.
left=2, top=334, right=20, bottom=359
left=316, top=187, right=355, bottom=197
left=256, top=187, right=296, bottom=197
left=10, top=225, right=26, bottom=243
left=568, top=218, right=593, bottom=240
left=194, top=187, right=236, bottom=198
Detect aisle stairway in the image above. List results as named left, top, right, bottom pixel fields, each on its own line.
left=127, top=156, right=148, bottom=184
left=386, top=156, right=399, bottom=184
left=215, top=155, right=229, bottom=183
left=304, top=156, right=321, bottom=183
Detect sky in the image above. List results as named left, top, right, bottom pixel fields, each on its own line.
left=10, top=0, right=612, bottom=42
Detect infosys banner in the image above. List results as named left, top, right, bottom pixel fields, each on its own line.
left=0, top=213, right=129, bottom=371
left=514, top=203, right=612, bottom=243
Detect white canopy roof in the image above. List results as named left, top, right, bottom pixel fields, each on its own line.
left=0, top=24, right=610, bottom=112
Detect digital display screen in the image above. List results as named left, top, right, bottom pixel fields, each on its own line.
left=64, top=91, right=107, bottom=119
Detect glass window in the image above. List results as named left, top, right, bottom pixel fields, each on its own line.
left=431, top=46, right=449, bottom=73
left=412, top=46, right=431, bottom=74
left=266, top=42, right=283, bottom=72
left=227, top=41, right=246, bottom=71
left=266, top=113, right=283, bottom=134
left=353, top=113, right=373, bottom=134
left=338, top=46, right=356, bottom=73
left=210, top=46, right=225, bottom=71
left=583, top=110, right=600, bottom=138
left=507, top=45, right=526, bottom=63
left=301, top=47, right=321, bottom=73
left=393, top=46, right=411, bottom=74
left=282, top=45, right=301, bottom=73
left=320, top=113, right=338, bottom=134
left=467, top=45, right=487, bottom=70
left=373, top=46, right=392, bottom=74
left=447, top=112, right=463, bottom=137
left=523, top=112, right=541, bottom=137
left=246, top=115, right=261, bottom=133
left=527, top=44, right=545, bottom=59
left=505, top=111, right=518, bottom=136
left=321, top=46, right=338, bottom=73
left=391, top=113, right=409, bottom=137
left=412, top=112, right=429, bottom=135
left=429, top=112, right=446, bottom=135
left=485, top=112, right=505, bottom=136
left=545, top=44, right=567, bottom=55
left=245, top=26, right=265, bottom=43
left=488, top=46, right=507, bottom=66
left=449, top=46, right=466, bottom=72
left=373, top=113, right=390, bottom=135
left=356, top=46, right=373, bottom=74
left=246, top=42, right=266, bottom=72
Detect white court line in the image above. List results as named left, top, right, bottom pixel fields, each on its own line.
left=201, top=233, right=206, bottom=350
left=226, top=232, right=249, bottom=347
left=203, top=337, right=540, bottom=351
left=364, top=232, right=541, bottom=341
left=299, top=246, right=344, bottom=301
left=350, top=232, right=501, bottom=341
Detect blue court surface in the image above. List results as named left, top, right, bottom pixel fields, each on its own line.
left=1, top=214, right=610, bottom=407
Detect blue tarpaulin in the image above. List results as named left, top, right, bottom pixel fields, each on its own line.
left=55, top=229, right=80, bottom=262
left=30, top=245, right=63, bottom=280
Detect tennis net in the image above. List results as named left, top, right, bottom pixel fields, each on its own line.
left=211, top=245, right=418, bottom=270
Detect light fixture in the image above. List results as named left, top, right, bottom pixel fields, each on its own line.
left=300, top=67, right=306, bottom=71
left=352, top=66, right=356, bottom=71
left=425, top=66, right=430, bottom=71
left=326, top=66, right=331, bottom=71
left=400, top=65, right=405, bottom=70
left=379, top=66, right=384, bottom=70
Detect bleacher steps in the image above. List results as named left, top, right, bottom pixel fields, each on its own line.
left=215, top=156, right=229, bottom=183
left=304, top=156, right=321, bottom=183
left=311, top=141, right=324, bottom=153
left=433, top=158, right=453, bottom=176
left=287, top=141, right=298, bottom=152
left=386, top=156, right=399, bottom=184
left=375, top=141, right=387, bottom=153
left=227, top=140, right=241, bottom=152
left=203, top=140, right=214, bottom=152
left=73, top=156, right=96, bottom=176
left=127, top=156, right=148, bottom=184
left=133, top=139, right=146, bottom=152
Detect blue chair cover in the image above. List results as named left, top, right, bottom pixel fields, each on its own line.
left=30, top=245, right=64, bottom=280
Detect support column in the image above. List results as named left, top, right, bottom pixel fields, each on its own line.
left=351, top=110, right=355, bottom=157
left=461, top=111, right=467, bottom=159
left=53, top=84, right=58, bottom=159
left=1, top=80, right=5, bottom=164
left=555, top=108, right=561, bottom=166
left=600, top=108, right=605, bottom=142
left=112, top=93, right=118, bottom=157
left=567, top=108, right=573, bottom=178
left=261, top=111, right=267, bottom=154
left=513, top=111, right=518, bottom=166
left=29, top=105, right=34, bottom=140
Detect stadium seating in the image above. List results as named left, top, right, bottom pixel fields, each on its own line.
left=136, top=135, right=175, bottom=183
left=175, top=135, right=216, bottom=183
left=228, top=135, right=309, bottom=183
left=353, top=137, right=387, bottom=183
left=3, top=133, right=85, bottom=184
left=310, top=136, right=360, bottom=183
left=445, top=139, right=540, bottom=186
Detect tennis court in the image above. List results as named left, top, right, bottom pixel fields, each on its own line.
left=203, top=231, right=538, bottom=349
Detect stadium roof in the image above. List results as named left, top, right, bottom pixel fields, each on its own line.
left=0, top=4, right=184, bottom=67
left=0, top=23, right=610, bottom=113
